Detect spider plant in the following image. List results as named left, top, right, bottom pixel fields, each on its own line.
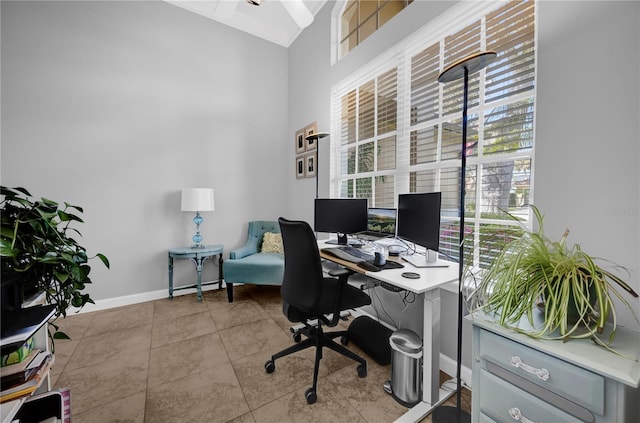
left=469, top=205, right=639, bottom=348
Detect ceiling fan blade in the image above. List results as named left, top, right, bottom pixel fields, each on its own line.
left=281, top=0, right=314, bottom=28
left=214, top=0, right=240, bottom=20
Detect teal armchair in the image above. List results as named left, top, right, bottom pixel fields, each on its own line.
left=223, top=221, right=284, bottom=302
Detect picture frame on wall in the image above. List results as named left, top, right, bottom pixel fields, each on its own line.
left=305, top=122, right=318, bottom=151
left=305, top=152, right=317, bottom=178
left=296, top=156, right=305, bottom=179
left=295, top=129, right=305, bottom=155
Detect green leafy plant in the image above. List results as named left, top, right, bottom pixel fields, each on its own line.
left=1, top=186, right=109, bottom=340
left=469, top=205, right=639, bottom=349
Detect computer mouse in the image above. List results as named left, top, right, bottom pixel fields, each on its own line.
left=373, top=252, right=386, bottom=267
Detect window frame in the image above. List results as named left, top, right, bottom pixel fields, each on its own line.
left=330, top=0, right=537, bottom=270
left=332, top=0, right=413, bottom=63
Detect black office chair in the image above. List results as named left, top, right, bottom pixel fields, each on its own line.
left=264, top=217, right=372, bottom=404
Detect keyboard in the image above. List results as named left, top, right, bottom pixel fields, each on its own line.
left=322, top=247, right=381, bottom=272
left=338, top=246, right=375, bottom=262
left=321, top=246, right=374, bottom=264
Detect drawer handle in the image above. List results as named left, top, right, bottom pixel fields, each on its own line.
left=510, top=356, right=549, bottom=381
left=509, top=407, right=535, bottom=423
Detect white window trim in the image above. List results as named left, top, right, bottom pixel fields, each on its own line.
left=330, top=1, right=347, bottom=66
left=331, top=0, right=514, bottom=200
left=331, top=0, right=537, bottom=268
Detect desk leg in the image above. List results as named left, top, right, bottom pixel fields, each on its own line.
left=422, top=288, right=441, bottom=404
left=168, top=254, right=174, bottom=299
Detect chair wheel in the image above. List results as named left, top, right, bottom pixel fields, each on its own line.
left=357, top=363, right=367, bottom=378
left=293, top=332, right=302, bottom=343
left=305, top=387, right=317, bottom=404
left=265, top=360, right=275, bottom=373
left=340, top=335, right=349, bottom=345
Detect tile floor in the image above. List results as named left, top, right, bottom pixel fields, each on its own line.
left=50, top=284, right=471, bottom=422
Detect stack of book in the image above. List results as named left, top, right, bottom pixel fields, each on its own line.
left=0, top=349, right=54, bottom=403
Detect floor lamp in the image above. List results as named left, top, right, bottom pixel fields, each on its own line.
left=433, top=51, right=496, bottom=423
left=305, top=132, right=329, bottom=198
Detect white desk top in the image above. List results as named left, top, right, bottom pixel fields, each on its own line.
left=318, top=241, right=459, bottom=294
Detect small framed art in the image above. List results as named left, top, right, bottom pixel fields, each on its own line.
left=305, top=122, right=318, bottom=151
left=296, top=156, right=305, bottom=179
left=305, top=152, right=317, bottom=178
left=295, top=129, right=305, bottom=155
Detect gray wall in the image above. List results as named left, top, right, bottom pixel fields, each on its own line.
left=1, top=1, right=290, bottom=302
left=535, top=1, right=640, bottom=330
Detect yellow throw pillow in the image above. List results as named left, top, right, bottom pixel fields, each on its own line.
left=261, top=232, right=283, bottom=253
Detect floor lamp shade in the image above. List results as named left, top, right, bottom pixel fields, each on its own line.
left=433, top=51, right=496, bottom=423
left=181, top=188, right=215, bottom=248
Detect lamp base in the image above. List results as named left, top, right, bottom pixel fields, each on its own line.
left=432, top=406, right=471, bottom=423
left=191, top=212, right=204, bottom=248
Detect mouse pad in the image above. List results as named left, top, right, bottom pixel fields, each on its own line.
left=379, top=261, right=404, bottom=270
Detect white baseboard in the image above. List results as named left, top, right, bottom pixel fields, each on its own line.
left=439, top=352, right=472, bottom=390
left=69, top=281, right=226, bottom=314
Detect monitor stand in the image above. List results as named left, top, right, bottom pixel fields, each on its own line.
left=324, top=233, right=363, bottom=247
left=324, top=232, right=348, bottom=245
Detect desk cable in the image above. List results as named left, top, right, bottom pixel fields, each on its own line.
left=366, top=279, right=398, bottom=329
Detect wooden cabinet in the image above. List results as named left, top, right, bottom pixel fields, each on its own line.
left=470, top=313, right=640, bottom=423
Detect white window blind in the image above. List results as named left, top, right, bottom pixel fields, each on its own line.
left=331, top=0, right=536, bottom=268
left=336, top=64, right=400, bottom=207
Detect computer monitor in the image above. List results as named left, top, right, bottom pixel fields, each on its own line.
left=367, top=208, right=397, bottom=237
left=314, top=198, right=368, bottom=245
left=397, top=192, right=442, bottom=266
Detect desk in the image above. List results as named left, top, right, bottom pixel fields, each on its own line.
left=318, top=241, right=459, bottom=422
left=168, top=245, right=224, bottom=301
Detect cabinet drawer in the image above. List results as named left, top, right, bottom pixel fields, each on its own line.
left=478, top=329, right=604, bottom=414
left=479, top=369, right=584, bottom=423
left=479, top=412, right=499, bottom=423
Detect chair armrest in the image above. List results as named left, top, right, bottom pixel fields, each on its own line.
left=325, top=267, right=354, bottom=327
left=229, top=242, right=257, bottom=260
left=328, top=268, right=352, bottom=278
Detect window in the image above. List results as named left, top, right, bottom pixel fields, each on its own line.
left=340, top=1, right=413, bottom=59
left=331, top=0, right=536, bottom=269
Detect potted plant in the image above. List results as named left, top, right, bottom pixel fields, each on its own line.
left=469, top=205, right=639, bottom=349
left=0, top=186, right=109, bottom=341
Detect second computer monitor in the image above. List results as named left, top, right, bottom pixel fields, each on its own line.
left=314, top=198, right=368, bottom=245
left=367, top=208, right=397, bottom=237
left=396, top=192, right=442, bottom=252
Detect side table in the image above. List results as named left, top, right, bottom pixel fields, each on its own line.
left=168, top=244, right=224, bottom=301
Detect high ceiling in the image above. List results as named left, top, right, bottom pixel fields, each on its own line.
left=165, top=0, right=329, bottom=47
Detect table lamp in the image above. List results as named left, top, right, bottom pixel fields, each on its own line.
left=181, top=187, right=215, bottom=248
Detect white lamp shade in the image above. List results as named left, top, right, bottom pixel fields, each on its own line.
left=181, top=188, right=215, bottom=212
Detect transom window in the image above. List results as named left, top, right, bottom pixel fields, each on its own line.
left=340, top=0, right=413, bottom=59
left=331, top=0, right=536, bottom=268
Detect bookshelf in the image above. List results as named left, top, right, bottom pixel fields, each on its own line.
left=0, top=292, right=63, bottom=423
